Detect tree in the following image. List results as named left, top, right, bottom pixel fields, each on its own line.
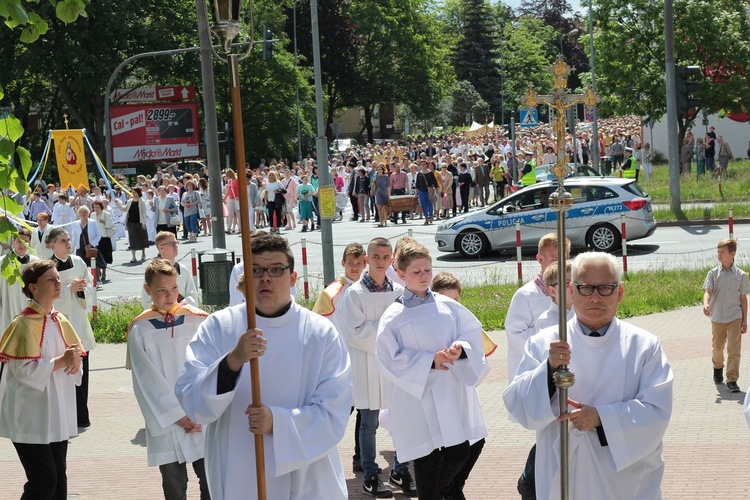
left=453, top=0, right=503, bottom=117
left=500, top=15, right=557, bottom=115
left=347, top=0, right=453, bottom=142
left=517, top=0, right=588, bottom=90
left=450, top=80, right=490, bottom=125
left=591, top=0, right=750, bottom=145
left=0, top=0, right=87, bottom=285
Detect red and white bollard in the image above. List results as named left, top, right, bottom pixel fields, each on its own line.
left=718, top=173, right=723, bottom=197
left=621, top=214, right=628, bottom=278
left=191, top=248, right=198, bottom=289
left=515, top=221, right=523, bottom=286
left=90, top=257, right=98, bottom=320
left=729, top=207, right=734, bottom=240
left=301, top=238, right=309, bottom=300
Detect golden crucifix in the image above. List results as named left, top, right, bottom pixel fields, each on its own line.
left=518, top=55, right=599, bottom=500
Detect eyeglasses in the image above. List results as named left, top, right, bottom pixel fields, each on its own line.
left=572, top=282, right=619, bottom=297
left=251, top=266, right=290, bottom=278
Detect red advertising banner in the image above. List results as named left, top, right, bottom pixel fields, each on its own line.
left=110, top=102, right=199, bottom=164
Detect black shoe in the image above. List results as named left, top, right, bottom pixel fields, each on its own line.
left=353, top=458, right=363, bottom=473
left=714, top=368, right=723, bottom=384
left=389, top=470, right=417, bottom=496
left=727, top=381, right=740, bottom=393
left=363, top=475, right=393, bottom=498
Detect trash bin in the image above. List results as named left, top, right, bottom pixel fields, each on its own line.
left=198, top=249, right=235, bottom=305
left=601, top=156, right=612, bottom=176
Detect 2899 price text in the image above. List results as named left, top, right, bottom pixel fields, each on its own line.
left=147, top=108, right=177, bottom=121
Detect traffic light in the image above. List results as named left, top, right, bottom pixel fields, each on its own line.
left=675, top=65, right=702, bottom=114
left=262, top=27, right=274, bottom=61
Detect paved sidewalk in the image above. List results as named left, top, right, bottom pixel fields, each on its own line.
left=1, top=305, right=749, bottom=499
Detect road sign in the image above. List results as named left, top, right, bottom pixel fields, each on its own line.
left=110, top=102, right=200, bottom=164
left=111, top=86, right=196, bottom=103
left=520, top=109, right=539, bottom=128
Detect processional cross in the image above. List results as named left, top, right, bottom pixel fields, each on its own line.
left=518, top=56, right=599, bottom=500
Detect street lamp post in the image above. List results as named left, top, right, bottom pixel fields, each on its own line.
left=293, top=0, right=303, bottom=164
left=588, top=0, right=600, bottom=173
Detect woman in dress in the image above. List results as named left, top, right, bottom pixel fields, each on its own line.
left=223, top=168, right=240, bottom=233
left=374, top=165, right=392, bottom=227
left=180, top=179, right=201, bottom=243
left=440, top=164, right=454, bottom=219
left=265, top=171, right=284, bottom=234
left=92, top=200, right=115, bottom=282
left=198, top=178, right=211, bottom=236
left=114, top=187, right=148, bottom=263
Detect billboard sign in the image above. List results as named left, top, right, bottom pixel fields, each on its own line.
left=110, top=102, right=199, bottom=164
left=111, top=86, right=196, bottom=103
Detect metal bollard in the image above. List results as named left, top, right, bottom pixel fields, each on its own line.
left=621, top=214, right=628, bottom=278
left=90, top=257, right=98, bottom=320
left=301, top=238, right=309, bottom=300
left=191, top=248, right=198, bottom=289
left=515, top=221, right=523, bottom=286
left=729, top=207, right=734, bottom=240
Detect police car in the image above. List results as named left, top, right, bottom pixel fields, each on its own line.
left=435, top=178, right=656, bottom=257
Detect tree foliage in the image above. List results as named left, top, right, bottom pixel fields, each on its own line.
left=450, top=80, right=489, bottom=125
left=453, top=0, right=503, bottom=116
left=592, top=0, right=750, bottom=142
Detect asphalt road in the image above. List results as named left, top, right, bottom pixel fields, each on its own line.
left=97, top=215, right=744, bottom=305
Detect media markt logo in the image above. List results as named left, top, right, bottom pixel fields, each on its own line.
left=133, top=147, right=184, bottom=160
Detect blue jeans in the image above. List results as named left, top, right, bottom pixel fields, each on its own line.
left=184, top=213, right=199, bottom=235
left=359, top=408, right=408, bottom=478
left=705, top=156, right=715, bottom=172
left=418, top=190, right=434, bottom=219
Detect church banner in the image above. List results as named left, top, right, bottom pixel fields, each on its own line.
left=51, top=130, right=88, bottom=189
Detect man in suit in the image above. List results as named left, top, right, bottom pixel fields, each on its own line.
left=347, top=165, right=360, bottom=221
left=476, top=157, right=491, bottom=206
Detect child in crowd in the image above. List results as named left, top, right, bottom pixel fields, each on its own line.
left=703, top=238, right=750, bottom=393
left=128, top=259, right=211, bottom=499
left=0, top=260, right=84, bottom=499
left=377, top=242, right=487, bottom=500
left=430, top=271, right=495, bottom=500
left=297, top=175, right=315, bottom=232
left=534, top=261, right=574, bottom=334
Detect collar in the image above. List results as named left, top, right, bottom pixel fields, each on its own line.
left=256, top=301, right=293, bottom=318
left=533, top=272, right=549, bottom=296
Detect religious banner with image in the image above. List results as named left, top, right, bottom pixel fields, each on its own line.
left=51, top=129, right=88, bottom=189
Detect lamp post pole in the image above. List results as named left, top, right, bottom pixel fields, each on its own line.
left=588, top=0, right=600, bottom=173
left=293, top=0, right=303, bottom=164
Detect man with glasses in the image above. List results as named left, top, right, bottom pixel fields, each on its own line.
left=176, top=232, right=352, bottom=499
left=504, top=252, right=673, bottom=499
left=140, top=231, right=200, bottom=308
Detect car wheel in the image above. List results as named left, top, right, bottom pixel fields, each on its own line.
left=586, top=223, right=621, bottom=253
left=457, top=230, right=489, bottom=258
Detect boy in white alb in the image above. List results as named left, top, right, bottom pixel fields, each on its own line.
left=534, top=261, right=574, bottom=335
left=128, top=259, right=210, bottom=499
left=339, top=237, right=416, bottom=498
left=0, top=260, right=84, bottom=499
left=0, top=228, right=40, bottom=333
left=377, top=242, right=487, bottom=499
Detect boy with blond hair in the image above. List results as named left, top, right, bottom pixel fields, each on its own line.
left=377, top=242, right=487, bottom=499
left=703, top=238, right=750, bottom=392
left=128, top=259, right=210, bottom=498
left=534, top=261, right=574, bottom=334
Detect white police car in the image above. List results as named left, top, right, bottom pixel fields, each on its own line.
left=435, top=178, right=656, bottom=257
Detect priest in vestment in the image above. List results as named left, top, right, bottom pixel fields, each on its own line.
left=504, top=252, right=673, bottom=500
left=176, top=232, right=352, bottom=499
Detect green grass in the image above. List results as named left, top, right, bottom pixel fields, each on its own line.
left=90, top=298, right=144, bottom=344
left=91, top=268, right=709, bottom=342
left=644, top=159, right=750, bottom=203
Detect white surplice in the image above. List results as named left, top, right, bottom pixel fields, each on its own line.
left=128, top=308, right=208, bottom=466
left=338, top=280, right=403, bottom=410
left=175, top=301, right=352, bottom=500
left=54, top=255, right=96, bottom=352
left=505, top=278, right=551, bottom=380
left=533, top=303, right=575, bottom=338
left=503, top=317, right=673, bottom=500
left=0, top=310, right=82, bottom=443
left=31, top=224, right=55, bottom=260
left=376, top=294, right=487, bottom=462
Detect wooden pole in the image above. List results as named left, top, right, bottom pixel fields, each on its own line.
left=229, top=53, right=266, bottom=500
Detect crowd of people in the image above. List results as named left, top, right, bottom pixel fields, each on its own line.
left=2, top=114, right=750, bottom=500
